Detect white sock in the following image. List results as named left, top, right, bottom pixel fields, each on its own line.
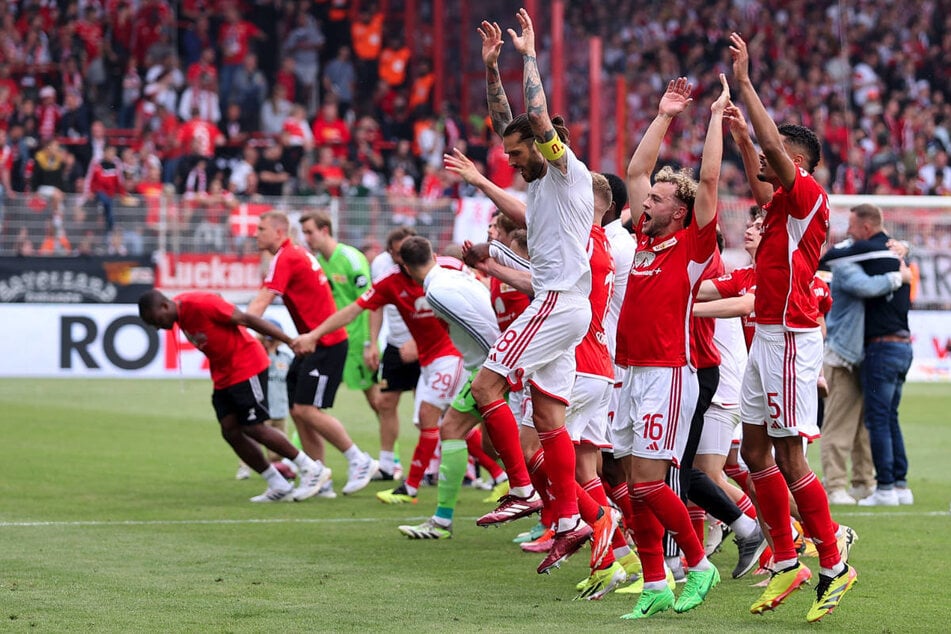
left=404, top=483, right=419, bottom=496
left=556, top=514, right=581, bottom=533
left=293, top=452, right=319, bottom=471
left=343, top=444, right=363, bottom=464
left=688, top=557, right=712, bottom=572
left=494, top=472, right=509, bottom=485
left=509, top=484, right=534, bottom=498
left=643, top=580, right=668, bottom=592
left=820, top=561, right=846, bottom=577
left=730, top=514, right=758, bottom=539
left=774, top=558, right=798, bottom=571
left=613, top=545, right=633, bottom=559
left=379, top=450, right=396, bottom=473
left=431, top=515, right=451, bottom=528
left=262, top=465, right=291, bottom=490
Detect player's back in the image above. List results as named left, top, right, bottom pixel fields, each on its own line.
left=425, top=266, right=501, bottom=371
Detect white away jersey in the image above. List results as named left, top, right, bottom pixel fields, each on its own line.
left=603, top=219, right=636, bottom=361
left=423, top=265, right=501, bottom=371
left=525, top=146, right=593, bottom=297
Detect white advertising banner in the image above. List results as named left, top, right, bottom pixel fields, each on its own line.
left=0, top=305, right=947, bottom=380
left=0, top=304, right=295, bottom=378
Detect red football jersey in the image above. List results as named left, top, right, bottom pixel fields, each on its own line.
left=754, top=168, right=830, bottom=329
left=811, top=275, right=833, bottom=316
left=712, top=265, right=757, bottom=350
left=176, top=292, right=269, bottom=389
left=616, top=216, right=718, bottom=368
left=263, top=239, right=347, bottom=347
left=356, top=256, right=462, bottom=366
left=490, top=276, right=531, bottom=331
left=576, top=226, right=615, bottom=379
left=690, top=249, right=725, bottom=370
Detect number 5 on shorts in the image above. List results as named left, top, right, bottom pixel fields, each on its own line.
left=767, top=392, right=782, bottom=420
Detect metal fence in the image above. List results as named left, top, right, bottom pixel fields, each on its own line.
left=2, top=191, right=949, bottom=307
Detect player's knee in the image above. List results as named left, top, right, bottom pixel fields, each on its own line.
left=470, top=370, right=503, bottom=405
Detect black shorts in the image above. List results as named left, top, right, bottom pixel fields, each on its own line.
left=287, top=340, right=348, bottom=408
left=378, top=343, right=421, bottom=393
left=212, top=370, right=270, bottom=425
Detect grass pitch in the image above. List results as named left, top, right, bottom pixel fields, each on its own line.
left=1, top=379, right=949, bottom=632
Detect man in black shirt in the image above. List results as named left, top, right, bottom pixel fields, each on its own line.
left=821, top=204, right=913, bottom=507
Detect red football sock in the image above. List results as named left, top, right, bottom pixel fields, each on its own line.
left=405, top=427, right=440, bottom=489
left=688, top=504, right=706, bottom=543
left=725, top=463, right=750, bottom=494
left=634, top=480, right=706, bottom=568
left=608, top=482, right=637, bottom=532
left=527, top=448, right=554, bottom=527
left=478, top=400, right=530, bottom=488
left=464, top=426, right=505, bottom=481
left=575, top=481, right=601, bottom=524
left=750, top=465, right=797, bottom=562
left=628, top=483, right=666, bottom=583
left=537, top=427, right=578, bottom=521
left=737, top=493, right=757, bottom=519
left=789, top=471, right=841, bottom=569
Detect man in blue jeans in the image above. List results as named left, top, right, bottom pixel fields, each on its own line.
left=821, top=204, right=913, bottom=507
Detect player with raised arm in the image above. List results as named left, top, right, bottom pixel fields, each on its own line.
left=247, top=212, right=377, bottom=500
left=464, top=10, right=604, bottom=576
left=729, top=33, right=856, bottom=623
left=613, top=75, right=730, bottom=619
left=138, top=290, right=326, bottom=503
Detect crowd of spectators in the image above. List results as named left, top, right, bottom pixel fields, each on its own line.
left=0, top=0, right=949, bottom=257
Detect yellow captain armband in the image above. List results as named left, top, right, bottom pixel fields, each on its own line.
left=535, top=135, right=566, bottom=161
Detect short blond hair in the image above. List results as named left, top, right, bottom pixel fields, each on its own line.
left=591, top=172, right=612, bottom=207
left=260, top=211, right=290, bottom=232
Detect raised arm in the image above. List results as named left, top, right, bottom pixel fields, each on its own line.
left=725, top=103, right=773, bottom=205
left=508, top=8, right=567, bottom=173
left=729, top=32, right=797, bottom=190
left=695, top=74, right=729, bottom=230
left=626, top=77, right=693, bottom=227
left=444, top=148, right=526, bottom=226
left=479, top=20, right=513, bottom=138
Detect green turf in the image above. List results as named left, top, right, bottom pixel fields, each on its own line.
left=1, top=379, right=949, bottom=632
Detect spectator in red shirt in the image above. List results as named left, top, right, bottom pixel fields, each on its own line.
left=138, top=289, right=331, bottom=503
left=311, top=100, right=351, bottom=161
left=308, top=146, right=345, bottom=196
left=83, top=145, right=126, bottom=233
left=132, top=0, right=173, bottom=67
left=187, top=47, right=218, bottom=86
left=36, top=86, right=60, bottom=141
left=218, top=4, right=264, bottom=109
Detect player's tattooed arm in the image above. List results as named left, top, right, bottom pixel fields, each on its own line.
left=479, top=20, right=512, bottom=137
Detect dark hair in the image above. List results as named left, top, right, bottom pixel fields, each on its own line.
left=603, top=173, right=628, bottom=221
left=496, top=213, right=519, bottom=236
left=137, top=289, right=166, bottom=318
left=398, top=235, right=432, bottom=267
left=778, top=123, right=821, bottom=173
left=503, top=114, right=570, bottom=145
left=385, top=226, right=417, bottom=250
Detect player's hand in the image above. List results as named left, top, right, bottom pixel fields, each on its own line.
left=817, top=374, right=829, bottom=399
left=711, top=73, right=731, bottom=113
left=478, top=20, right=504, bottom=67
left=444, top=148, right=480, bottom=184
left=398, top=338, right=418, bottom=364
left=658, top=77, right=693, bottom=118
left=507, top=8, right=536, bottom=57
left=291, top=332, right=317, bottom=356
left=724, top=103, right=751, bottom=141
left=463, top=242, right=490, bottom=268
left=729, top=32, right=750, bottom=83
left=363, top=340, right=380, bottom=371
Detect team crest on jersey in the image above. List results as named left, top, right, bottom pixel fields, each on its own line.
left=633, top=250, right=656, bottom=269
left=413, top=296, right=434, bottom=318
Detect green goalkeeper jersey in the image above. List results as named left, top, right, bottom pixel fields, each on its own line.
left=318, top=243, right=372, bottom=348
